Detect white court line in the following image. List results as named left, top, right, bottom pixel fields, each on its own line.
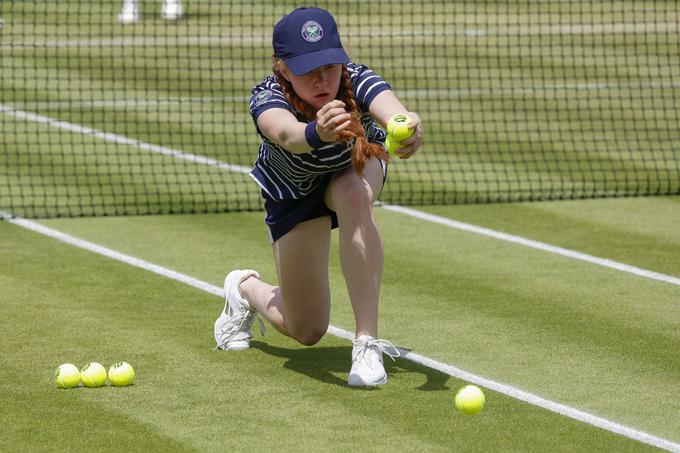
left=0, top=104, right=251, bottom=175
left=397, top=79, right=680, bottom=99
left=6, top=96, right=250, bottom=111
left=470, top=22, right=679, bottom=36
left=1, top=22, right=677, bottom=49
left=0, top=34, right=269, bottom=49
left=5, top=79, right=679, bottom=112
left=381, top=204, right=680, bottom=288
left=1, top=211, right=678, bottom=453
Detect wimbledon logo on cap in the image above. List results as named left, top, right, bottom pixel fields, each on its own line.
left=301, top=20, right=323, bottom=42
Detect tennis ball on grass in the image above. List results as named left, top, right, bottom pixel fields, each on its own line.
left=454, top=385, right=485, bottom=415
left=108, top=362, right=135, bottom=387
left=386, top=113, right=414, bottom=142
left=80, top=362, right=107, bottom=388
left=55, top=363, right=81, bottom=389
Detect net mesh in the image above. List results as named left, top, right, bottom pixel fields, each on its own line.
left=1, top=1, right=679, bottom=218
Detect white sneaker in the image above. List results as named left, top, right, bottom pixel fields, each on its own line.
left=348, top=335, right=400, bottom=386
left=118, top=2, right=139, bottom=24
left=214, top=270, right=263, bottom=351
left=161, top=1, right=183, bottom=20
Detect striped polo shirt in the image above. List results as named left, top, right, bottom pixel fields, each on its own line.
left=248, top=63, right=391, bottom=200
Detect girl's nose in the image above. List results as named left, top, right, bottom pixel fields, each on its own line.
left=314, top=69, right=330, bottom=86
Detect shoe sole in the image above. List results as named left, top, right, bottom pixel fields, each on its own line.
left=216, top=340, right=250, bottom=351
left=348, top=374, right=388, bottom=387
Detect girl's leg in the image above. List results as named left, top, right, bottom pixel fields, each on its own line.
left=323, top=157, right=385, bottom=339
left=240, top=216, right=333, bottom=346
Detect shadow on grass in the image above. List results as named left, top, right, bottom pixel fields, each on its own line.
left=251, top=341, right=451, bottom=391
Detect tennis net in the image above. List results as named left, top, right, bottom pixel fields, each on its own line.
left=1, top=0, right=678, bottom=218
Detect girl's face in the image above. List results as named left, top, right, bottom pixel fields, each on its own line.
left=283, top=64, right=343, bottom=110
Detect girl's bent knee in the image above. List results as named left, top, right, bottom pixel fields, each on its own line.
left=290, top=325, right=328, bottom=346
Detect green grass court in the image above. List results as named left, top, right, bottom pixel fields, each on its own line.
left=2, top=198, right=680, bottom=451
left=1, top=1, right=680, bottom=451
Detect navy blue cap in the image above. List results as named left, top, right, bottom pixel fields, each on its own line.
left=273, top=7, right=350, bottom=76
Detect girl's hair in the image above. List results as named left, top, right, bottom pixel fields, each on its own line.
left=272, top=57, right=388, bottom=174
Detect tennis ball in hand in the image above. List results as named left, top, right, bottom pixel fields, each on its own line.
left=386, top=113, right=414, bottom=142
left=108, top=362, right=135, bottom=387
left=454, top=385, right=485, bottom=415
left=80, top=362, right=107, bottom=388
left=385, top=136, right=401, bottom=155
left=55, top=363, right=81, bottom=389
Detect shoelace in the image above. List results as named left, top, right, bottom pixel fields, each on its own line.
left=352, top=337, right=401, bottom=363
left=213, top=310, right=266, bottom=350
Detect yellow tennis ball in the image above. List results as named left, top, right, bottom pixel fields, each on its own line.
left=108, top=362, right=135, bottom=387
left=386, top=113, right=414, bottom=142
left=385, top=136, right=401, bottom=155
left=55, top=363, right=81, bottom=389
left=80, top=362, right=107, bottom=388
left=454, top=385, right=485, bottom=415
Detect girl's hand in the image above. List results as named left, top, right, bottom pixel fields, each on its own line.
left=315, top=100, right=352, bottom=142
left=393, top=112, right=423, bottom=159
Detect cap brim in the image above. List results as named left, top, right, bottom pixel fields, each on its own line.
left=285, top=47, right=350, bottom=76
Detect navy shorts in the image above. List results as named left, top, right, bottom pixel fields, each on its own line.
left=263, top=160, right=387, bottom=242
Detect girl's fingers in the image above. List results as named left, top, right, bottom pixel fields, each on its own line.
left=318, top=100, right=347, bottom=121
left=318, top=100, right=345, bottom=118
left=395, top=122, right=423, bottom=158
left=320, top=111, right=350, bottom=130
left=333, top=118, right=352, bottom=134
